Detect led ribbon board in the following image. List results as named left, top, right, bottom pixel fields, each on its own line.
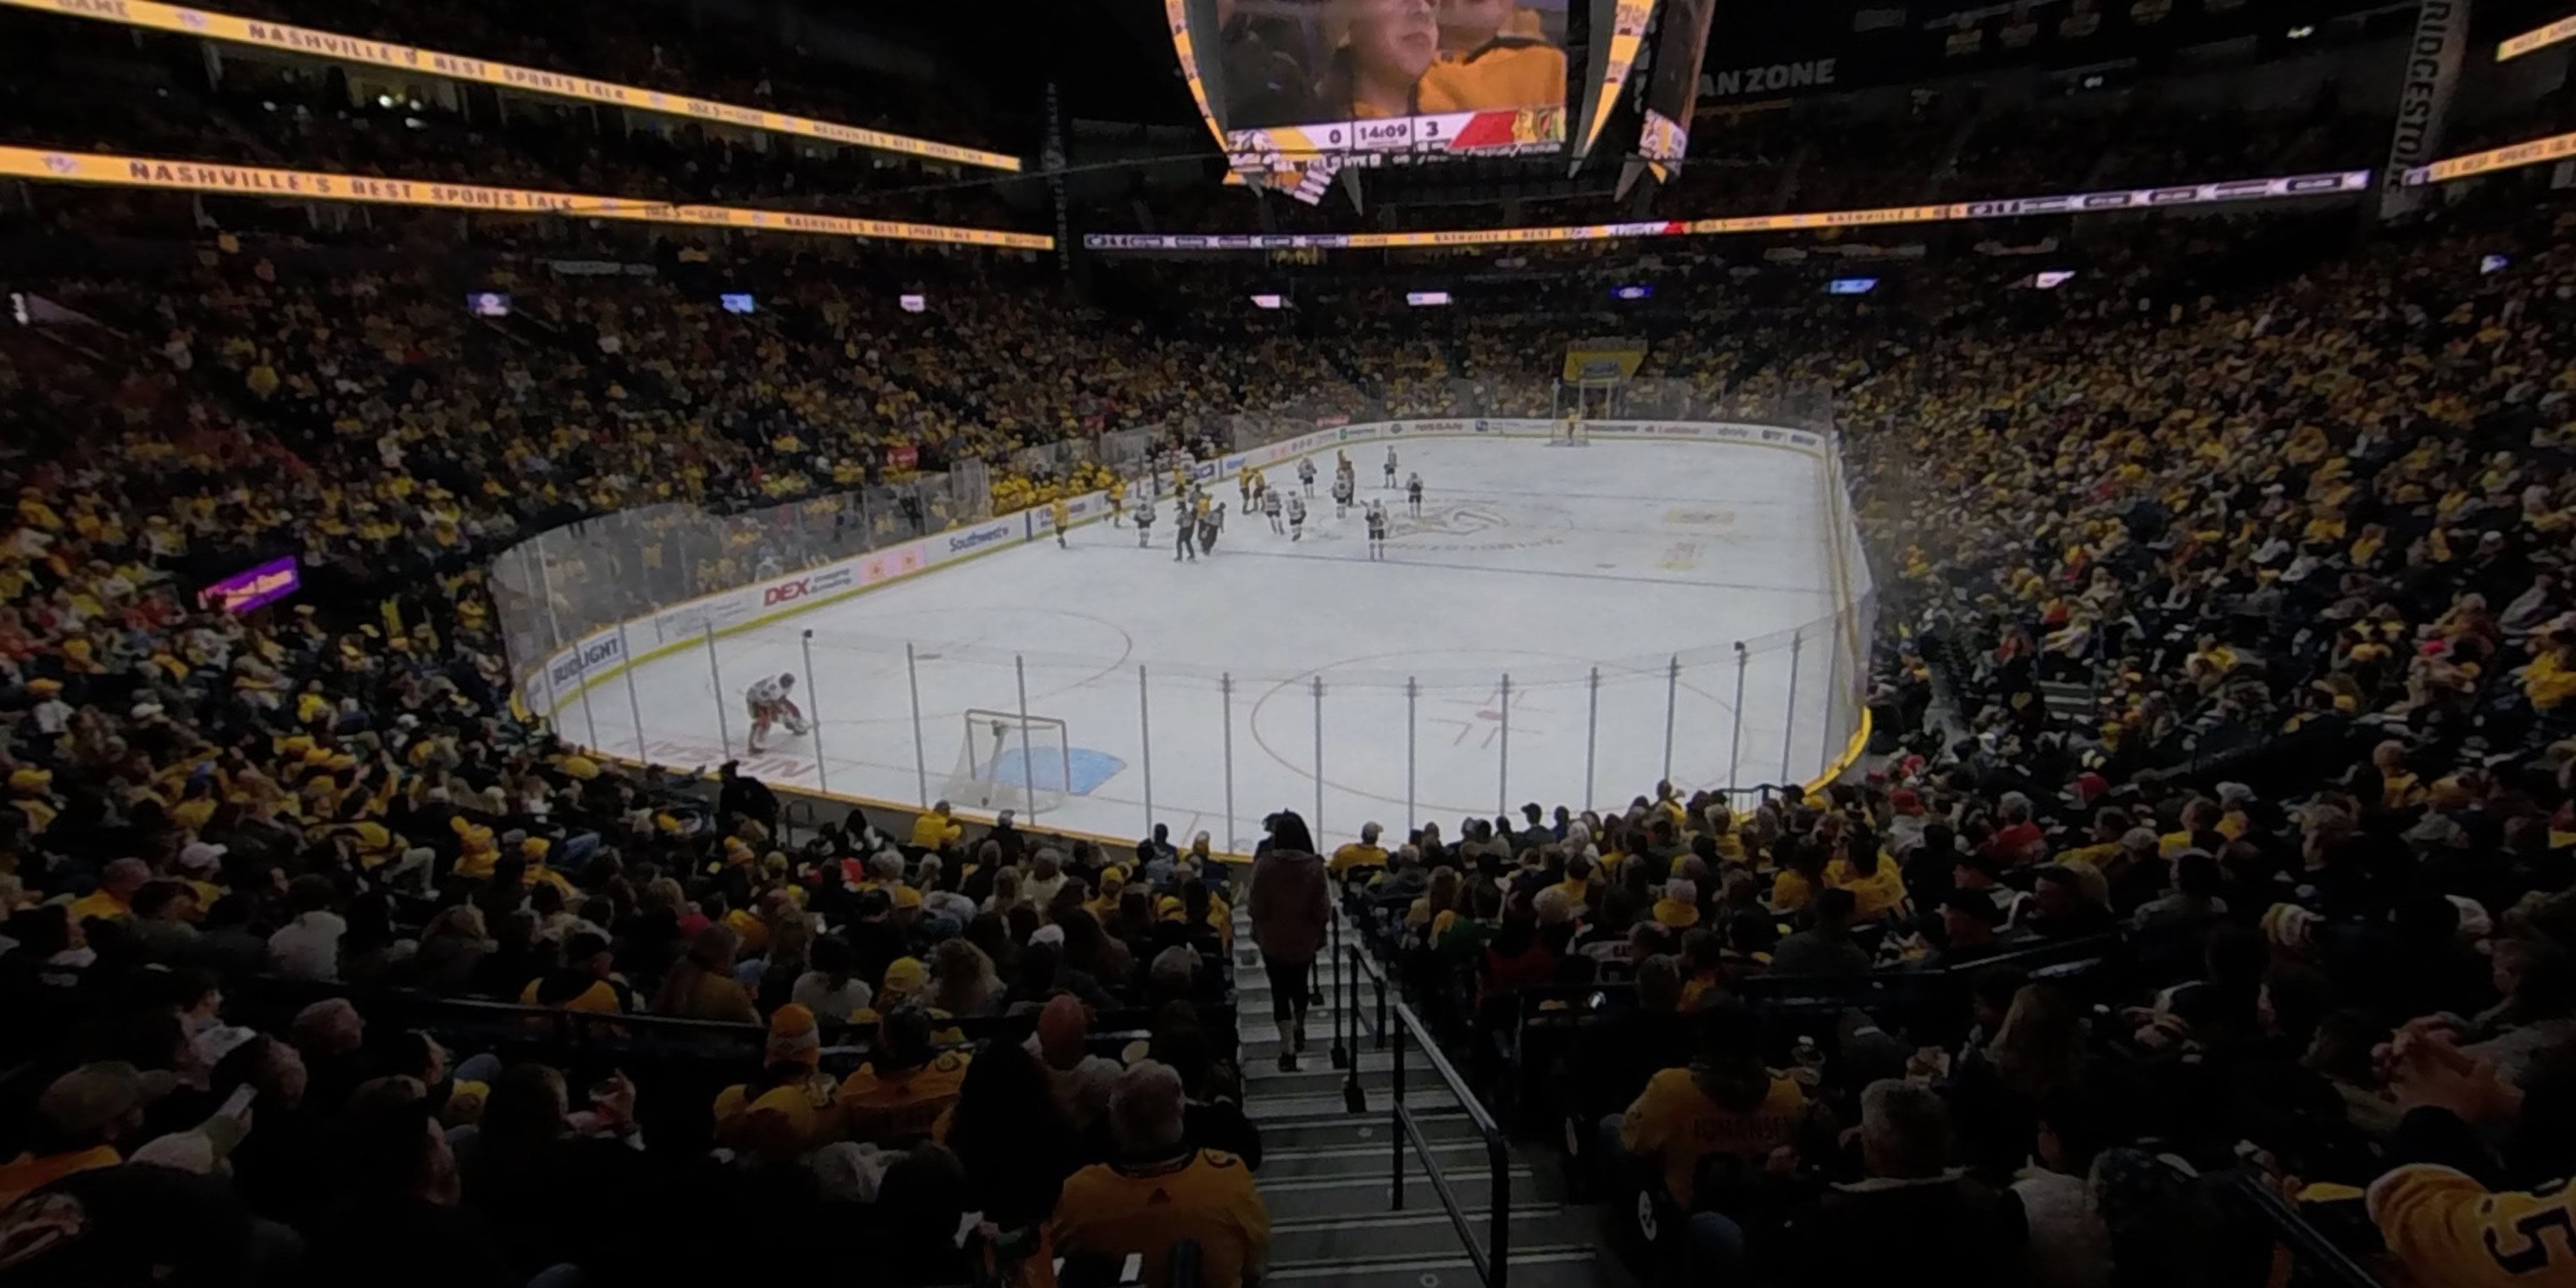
left=2405, top=129, right=2576, bottom=185
left=1081, top=169, right=2372, bottom=251
left=2498, top=14, right=2576, bottom=58
left=0, top=147, right=1052, bottom=250
left=0, top=0, right=1020, bottom=171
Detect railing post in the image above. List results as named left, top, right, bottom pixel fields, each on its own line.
left=1584, top=666, right=1599, bottom=815
left=1661, top=654, right=1679, bottom=783
left=906, top=641, right=929, bottom=808
left=1406, top=677, right=1418, bottom=837
left=801, top=630, right=829, bottom=796
left=618, top=622, right=647, bottom=763
left=1138, top=663, right=1153, bottom=839
left=1729, top=642, right=1750, bottom=804
left=1221, top=672, right=1236, bottom=852
left=703, top=622, right=731, bottom=758
left=1311, top=675, right=1325, bottom=837
left=1390, top=1014, right=1407, bottom=1211
left=1016, top=654, right=1037, bottom=822
left=1780, top=629, right=1803, bottom=786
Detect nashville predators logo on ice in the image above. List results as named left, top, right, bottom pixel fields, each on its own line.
left=1395, top=501, right=1561, bottom=553
left=1403, top=502, right=1507, bottom=536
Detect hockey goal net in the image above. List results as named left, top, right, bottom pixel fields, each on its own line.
left=1548, top=417, right=1591, bottom=447
left=940, top=709, right=1072, bottom=817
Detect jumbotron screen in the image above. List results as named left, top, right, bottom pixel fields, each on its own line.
left=1174, top=0, right=1572, bottom=176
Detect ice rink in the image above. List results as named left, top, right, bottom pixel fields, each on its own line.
left=560, top=437, right=1850, bottom=851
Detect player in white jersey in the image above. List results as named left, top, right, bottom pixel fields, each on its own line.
left=1332, top=471, right=1355, bottom=518
left=1286, top=493, right=1307, bottom=541
left=1383, top=446, right=1398, bottom=489
left=1262, top=487, right=1285, bottom=534
left=1406, top=471, right=1424, bottom=517
left=1365, top=502, right=1389, bottom=559
left=745, top=673, right=807, bottom=754
left=1296, top=458, right=1317, bottom=497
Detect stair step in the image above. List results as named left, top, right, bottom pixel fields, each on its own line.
left=1262, top=1109, right=1485, bottom=1152
left=1242, top=1049, right=1394, bottom=1084
left=1261, top=1137, right=1492, bottom=1181
left=1266, top=1206, right=1591, bottom=1268
left=1259, top=1168, right=1530, bottom=1221
left=1247, top=1077, right=1467, bottom=1122
left=1241, top=1030, right=1385, bottom=1064
left=1268, top=1245, right=1603, bottom=1287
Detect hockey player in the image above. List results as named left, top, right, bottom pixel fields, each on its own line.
left=1108, top=480, right=1126, bottom=528
left=1297, top=458, right=1317, bottom=497
left=745, top=673, right=807, bottom=754
left=1135, top=496, right=1155, bottom=548
left=1366, top=501, right=1389, bottom=560
left=1052, top=496, right=1071, bottom=548
left=1196, top=502, right=1224, bottom=554
left=1383, top=445, right=1399, bottom=489
left=1263, top=486, right=1285, bottom=534
left=1286, top=492, right=1307, bottom=541
left=1238, top=463, right=1257, bottom=507
left=1174, top=497, right=1197, bottom=562
left=1407, top=471, right=1424, bottom=517
left=1332, top=469, right=1355, bottom=518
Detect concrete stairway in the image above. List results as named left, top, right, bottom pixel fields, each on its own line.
left=1227, top=900, right=1617, bottom=1288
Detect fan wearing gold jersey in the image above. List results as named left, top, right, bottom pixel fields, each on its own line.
left=2367, top=1029, right=2575, bottom=1288
left=1419, top=0, right=1567, bottom=114
left=1050, top=1061, right=1271, bottom=1288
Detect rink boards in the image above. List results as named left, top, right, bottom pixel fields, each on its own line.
left=511, top=415, right=1872, bottom=846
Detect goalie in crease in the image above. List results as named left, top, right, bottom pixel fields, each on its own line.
left=744, top=672, right=808, bottom=754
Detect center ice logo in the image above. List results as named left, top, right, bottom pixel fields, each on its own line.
left=1405, top=502, right=1507, bottom=536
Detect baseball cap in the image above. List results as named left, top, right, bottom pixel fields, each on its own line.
left=880, top=956, right=927, bottom=998
left=41, top=1062, right=177, bottom=1135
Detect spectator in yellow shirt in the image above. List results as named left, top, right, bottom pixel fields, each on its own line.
left=0, top=1062, right=173, bottom=1209
left=1618, top=1001, right=1808, bottom=1209
left=66, top=858, right=148, bottom=927
left=1330, top=821, right=1390, bottom=876
left=837, top=1006, right=971, bottom=1147
left=1049, top=1061, right=1270, bottom=1288
left=911, top=801, right=963, bottom=850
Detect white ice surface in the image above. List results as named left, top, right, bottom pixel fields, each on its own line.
left=559, top=438, right=1843, bottom=852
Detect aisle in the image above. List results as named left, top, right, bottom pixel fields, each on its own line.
left=1227, top=897, right=1617, bottom=1287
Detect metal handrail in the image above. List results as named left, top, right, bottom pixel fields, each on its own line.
left=1348, top=944, right=1387, bottom=1050
left=1389, top=999, right=1512, bottom=1288
left=2223, top=1171, right=2388, bottom=1288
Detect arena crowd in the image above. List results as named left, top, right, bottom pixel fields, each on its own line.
left=2, top=5, right=2574, bottom=1284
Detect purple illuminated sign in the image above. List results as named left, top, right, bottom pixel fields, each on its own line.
left=197, top=556, right=301, bottom=614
